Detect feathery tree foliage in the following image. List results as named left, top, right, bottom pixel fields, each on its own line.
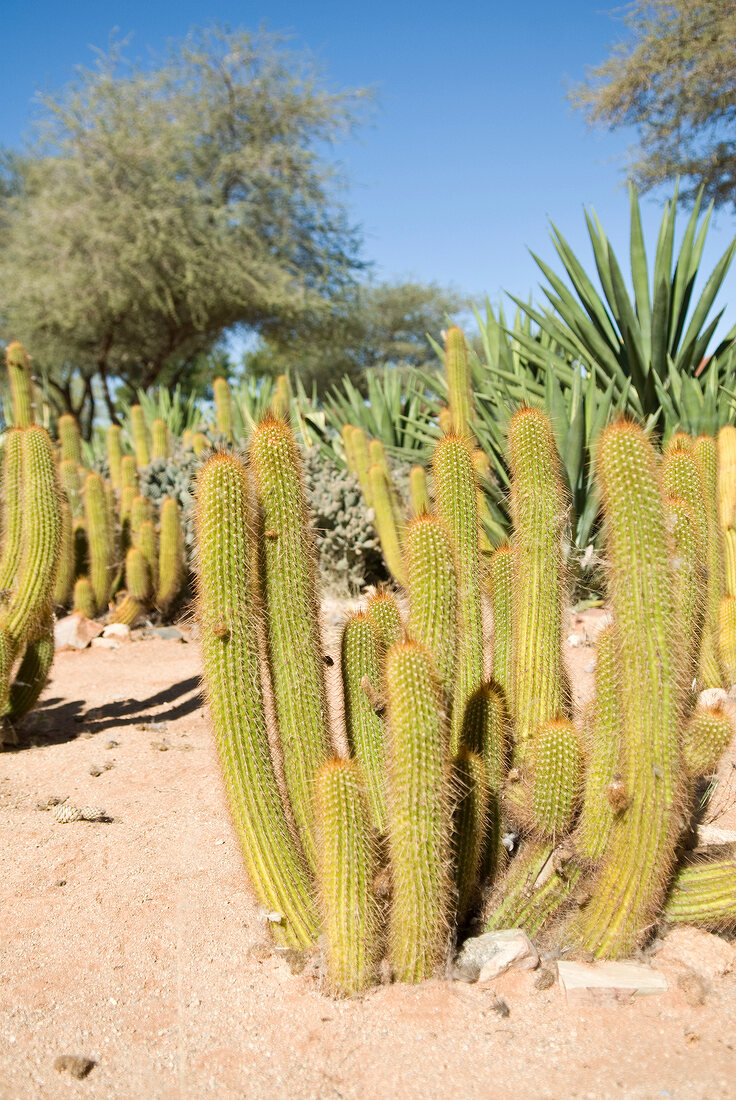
left=571, top=2, right=736, bottom=209
left=0, top=27, right=368, bottom=432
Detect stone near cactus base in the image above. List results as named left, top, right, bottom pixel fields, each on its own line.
left=102, top=623, right=131, bottom=642
left=91, top=637, right=120, bottom=650
left=454, top=929, right=539, bottom=983
left=653, top=927, right=736, bottom=981
left=54, top=613, right=104, bottom=650
left=557, top=960, right=667, bottom=1003
left=153, top=626, right=185, bottom=641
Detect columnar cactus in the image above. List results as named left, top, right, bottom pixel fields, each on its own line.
left=130, top=405, right=150, bottom=468
left=156, top=497, right=185, bottom=611
left=84, top=472, right=112, bottom=615
left=5, top=342, right=34, bottom=427
left=405, top=514, right=458, bottom=704
left=107, top=425, right=123, bottom=490
left=487, top=544, right=513, bottom=702
left=575, top=625, right=622, bottom=861
left=213, top=377, right=233, bottom=440
left=445, top=327, right=473, bottom=440
left=151, top=418, right=170, bottom=460
left=341, top=612, right=388, bottom=832
left=57, top=415, right=82, bottom=465
left=0, top=430, right=23, bottom=592
left=368, top=462, right=406, bottom=585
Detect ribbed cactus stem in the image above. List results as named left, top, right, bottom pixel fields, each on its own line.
left=664, top=860, right=736, bottom=929
left=471, top=449, right=493, bottom=554
left=151, top=418, right=170, bottom=460
left=488, top=544, right=513, bottom=703
left=111, top=547, right=151, bottom=625
left=121, top=455, right=138, bottom=492
left=385, top=641, right=452, bottom=982
left=349, top=427, right=373, bottom=507
left=107, top=425, right=123, bottom=490
left=3, top=427, right=62, bottom=648
left=138, top=520, right=158, bottom=595
left=53, top=496, right=75, bottom=607
left=667, top=497, right=705, bottom=690
left=156, top=498, right=185, bottom=611
left=5, top=612, right=54, bottom=720
left=405, top=514, right=458, bottom=704
left=57, top=414, right=82, bottom=465
left=315, top=759, right=380, bottom=994
left=366, top=589, right=402, bottom=653
left=84, top=473, right=112, bottom=615
left=576, top=624, right=622, bottom=862
left=368, top=463, right=407, bottom=586
left=682, top=703, right=733, bottom=776
left=213, top=377, right=233, bottom=440
left=717, top=425, right=736, bottom=530
left=73, top=577, right=96, bottom=618
left=575, top=421, right=683, bottom=958
left=433, top=433, right=484, bottom=751
left=508, top=408, right=569, bottom=755
left=445, top=327, right=473, bottom=440
left=438, top=407, right=452, bottom=435
left=725, top=530, right=736, bottom=598
left=130, top=495, right=153, bottom=546
left=130, top=405, right=150, bottom=468
left=531, top=719, right=582, bottom=839
left=58, top=458, right=83, bottom=519
left=0, top=430, right=23, bottom=592
left=718, top=595, right=736, bottom=685
left=5, top=342, right=34, bottom=427
left=368, top=439, right=404, bottom=531
left=271, top=375, right=291, bottom=419
left=693, top=435, right=726, bottom=688
left=195, top=452, right=317, bottom=946
left=460, top=681, right=508, bottom=882
left=341, top=613, right=388, bottom=832
left=250, top=417, right=330, bottom=869
left=409, top=466, right=430, bottom=517
left=452, top=746, right=489, bottom=924
left=192, top=433, right=209, bottom=457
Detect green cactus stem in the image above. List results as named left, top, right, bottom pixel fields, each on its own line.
left=718, top=595, right=736, bottom=685
left=138, top=520, right=158, bottom=595
left=250, top=417, right=330, bottom=869
left=460, top=681, right=507, bottom=883
left=107, top=425, right=123, bottom=490
left=110, top=547, right=151, bottom=626
left=445, top=327, right=473, bottom=440
left=682, top=703, right=733, bottom=777
left=574, top=421, right=683, bottom=958
left=507, top=408, right=569, bottom=759
left=663, top=859, right=736, bottom=929
left=531, top=719, right=582, bottom=839
left=213, top=377, right=233, bottom=440
left=53, top=496, right=75, bottom=607
left=0, top=430, right=23, bottom=592
left=433, top=433, right=484, bottom=752
left=409, top=465, right=430, bottom=517
left=368, top=439, right=404, bottom=531
left=57, top=414, right=82, bottom=465
left=130, top=495, right=153, bottom=546
left=5, top=342, right=34, bottom=427
left=341, top=612, right=388, bottom=832
left=368, top=462, right=407, bottom=586
left=385, top=640, right=452, bottom=982
left=484, top=841, right=580, bottom=936
left=366, top=589, right=402, bottom=653
left=121, top=455, right=138, bottom=492
left=693, top=435, right=726, bottom=688
left=271, top=375, right=292, bottom=419
left=58, top=458, right=83, bottom=519
left=195, top=451, right=317, bottom=946
left=575, top=624, right=622, bottom=862
left=315, top=759, right=380, bottom=994
left=151, top=418, right=170, bottom=460
left=156, top=498, right=185, bottom=612
left=487, top=544, right=513, bottom=703
left=725, top=530, right=736, bottom=598
left=471, top=449, right=494, bottom=554
left=667, top=497, right=705, bottom=690
left=130, top=405, right=150, bottom=468
left=84, top=473, right=112, bottom=615
left=717, top=425, right=736, bottom=531
left=73, top=576, right=96, bottom=618
left=5, top=612, right=54, bottom=720
left=405, top=514, right=458, bottom=704
left=452, top=746, right=489, bottom=924
left=192, top=432, right=209, bottom=457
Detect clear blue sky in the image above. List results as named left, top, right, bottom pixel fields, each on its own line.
left=2, top=0, right=735, bottom=328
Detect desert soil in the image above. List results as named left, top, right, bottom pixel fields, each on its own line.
left=1, top=612, right=736, bottom=1100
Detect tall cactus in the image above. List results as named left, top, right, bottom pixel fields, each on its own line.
left=249, top=417, right=330, bottom=869
left=57, top=414, right=82, bottom=465
left=341, top=612, right=388, bottom=832
left=156, top=497, right=185, bottom=611
left=130, top=405, right=150, bottom=468
left=405, top=514, right=458, bottom=704
left=693, top=435, right=726, bottom=687
left=213, top=377, right=233, bottom=440
left=107, top=425, right=123, bottom=490
left=84, top=473, right=112, bottom=616
left=5, top=342, right=34, bottom=427
left=195, top=452, right=317, bottom=946
left=151, top=418, right=170, bottom=460
left=445, top=327, right=473, bottom=440
left=0, top=430, right=23, bottom=592
left=575, top=625, right=622, bottom=862
left=574, top=421, right=683, bottom=957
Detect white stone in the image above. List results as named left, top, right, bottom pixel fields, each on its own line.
left=102, top=623, right=131, bottom=641
left=654, top=927, right=736, bottom=980
left=91, top=637, right=120, bottom=650
left=54, top=613, right=103, bottom=650
left=557, top=960, right=667, bottom=1003
left=455, top=929, right=538, bottom=983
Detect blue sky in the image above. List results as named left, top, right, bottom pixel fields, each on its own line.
left=2, top=0, right=735, bottom=328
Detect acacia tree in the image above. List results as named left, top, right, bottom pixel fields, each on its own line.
left=571, top=1, right=736, bottom=209
left=0, top=28, right=368, bottom=430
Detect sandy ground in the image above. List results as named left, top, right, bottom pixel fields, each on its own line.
left=1, top=620, right=736, bottom=1100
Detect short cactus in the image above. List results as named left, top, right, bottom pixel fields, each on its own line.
left=682, top=704, right=733, bottom=777
left=151, top=418, right=170, bottom=460
left=73, top=576, right=96, bottom=618
left=531, top=719, right=582, bottom=838
left=213, top=377, right=233, bottom=440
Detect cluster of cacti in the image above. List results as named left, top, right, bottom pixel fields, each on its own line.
left=195, top=384, right=736, bottom=996
left=0, top=344, right=62, bottom=729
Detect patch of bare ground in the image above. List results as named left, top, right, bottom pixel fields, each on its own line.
left=1, top=611, right=735, bottom=1099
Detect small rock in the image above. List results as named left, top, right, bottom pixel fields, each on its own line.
left=36, top=795, right=66, bottom=811
left=91, top=637, right=120, bottom=650
left=154, top=626, right=185, bottom=641
left=105, top=740, right=119, bottom=750
left=654, top=926, right=736, bottom=980
left=102, top=623, right=131, bottom=641
left=89, top=765, right=103, bottom=777
left=54, top=613, right=104, bottom=650
left=150, top=740, right=169, bottom=752
left=557, top=960, right=667, bottom=1003
left=454, top=930, right=539, bottom=983
left=677, top=969, right=708, bottom=1006
left=567, top=633, right=585, bottom=648
left=54, top=1054, right=95, bottom=1079
left=696, top=824, right=736, bottom=848
left=53, top=879, right=66, bottom=887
